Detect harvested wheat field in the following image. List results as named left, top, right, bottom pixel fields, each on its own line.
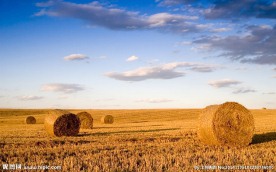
left=0, top=109, right=275, bottom=171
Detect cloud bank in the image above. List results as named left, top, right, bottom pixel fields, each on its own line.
left=193, top=25, right=276, bottom=65
left=41, top=83, right=85, bottom=94
left=232, top=88, right=257, bottom=94
left=36, top=0, right=205, bottom=34
left=36, top=1, right=276, bottom=66
left=160, top=0, right=276, bottom=19
left=204, top=0, right=276, bottom=20
left=106, top=62, right=219, bottom=81
left=208, top=79, right=242, bottom=88
left=18, top=96, right=44, bottom=101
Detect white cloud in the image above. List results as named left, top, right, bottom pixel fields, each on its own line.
left=136, top=98, right=173, bottom=103
left=106, top=62, right=219, bottom=81
left=126, top=55, right=139, bottom=62
left=208, top=79, right=242, bottom=88
left=41, top=83, right=85, bottom=94
left=18, top=95, right=44, bottom=101
left=64, top=54, right=89, bottom=61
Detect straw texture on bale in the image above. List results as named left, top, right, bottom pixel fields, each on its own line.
left=101, top=115, right=114, bottom=124
left=44, top=110, right=80, bottom=137
left=25, top=116, right=36, bottom=124
left=198, top=102, right=254, bottom=147
left=77, top=111, right=93, bottom=129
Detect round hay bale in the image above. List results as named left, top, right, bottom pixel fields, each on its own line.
left=25, top=116, right=36, bottom=124
left=44, top=110, right=80, bottom=137
left=262, top=107, right=267, bottom=110
left=101, top=115, right=114, bottom=124
left=77, top=111, right=93, bottom=129
left=198, top=102, right=254, bottom=147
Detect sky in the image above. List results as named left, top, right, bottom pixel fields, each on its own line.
left=0, top=0, right=276, bottom=109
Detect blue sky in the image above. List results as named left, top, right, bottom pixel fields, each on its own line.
left=0, top=0, right=276, bottom=109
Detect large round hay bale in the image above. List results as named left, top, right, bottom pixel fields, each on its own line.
left=44, top=110, right=80, bottom=137
left=77, top=111, right=93, bottom=129
left=198, top=102, right=254, bottom=147
left=25, top=116, right=36, bottom=124
left=101, top=115, right=114, bottom=124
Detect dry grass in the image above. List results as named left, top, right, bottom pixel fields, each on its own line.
left=0, top=109, right=275, bottom=171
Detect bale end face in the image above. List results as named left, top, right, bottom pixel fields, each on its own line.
left=25, top=116, right=36, bottom=124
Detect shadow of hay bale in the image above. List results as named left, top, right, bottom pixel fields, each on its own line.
left=251, top=132, right=276, bottom=144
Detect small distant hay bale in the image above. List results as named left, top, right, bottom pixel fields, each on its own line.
left=198, top=102, right=255, bottom=147
left=262, top=107, right=267, bottom=110
left=44, top=109, right=80, bottom=137
left=25, top=116, right=36, bottom=124
left=101, top=115, right=114, bottom=124
left=76, top=111, right=93, bottom=129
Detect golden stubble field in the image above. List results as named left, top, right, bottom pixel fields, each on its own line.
left=0, top=109, right=275, bottom=171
